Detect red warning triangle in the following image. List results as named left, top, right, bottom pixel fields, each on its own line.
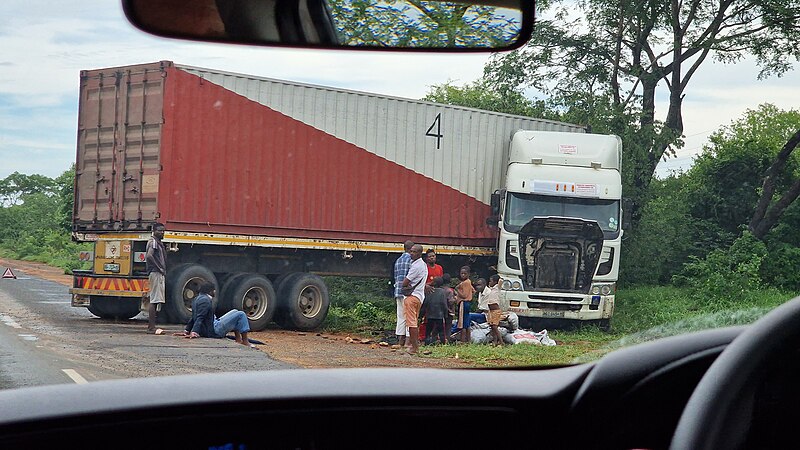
left=2, top=268, right=16, bottom=279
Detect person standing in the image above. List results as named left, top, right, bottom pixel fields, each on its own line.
left=419, top=277, right=448, bottom=345
left=401, top=244, right=427, bottom=354
left=441, top=273, right=456, bottom=341
left=146, top=223, right=167, bottom=334
left=424, top=249, right=443, bottom=293
left=471, top=277, right=489, bottom=325
left=455, top=266, right=476, bottom=343
left=484, top=275, right=503, bottom=346
left=393, top=240, right=414, bottom=347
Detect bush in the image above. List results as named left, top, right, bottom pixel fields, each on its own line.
left=761, top=244, right=800, bottom=290
left=322, top=276, right=396, bottom=332
left=672, top=231, right=767, bottom=306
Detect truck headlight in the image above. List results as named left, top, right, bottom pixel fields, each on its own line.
left=591, top=284, right=615, bottom=295
left=501, top=280, right=512, bottom=290
left=511, top=280, right=522, bottom=290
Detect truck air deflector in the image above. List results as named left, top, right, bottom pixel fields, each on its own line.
left=518, top=218, right=604, bottom=294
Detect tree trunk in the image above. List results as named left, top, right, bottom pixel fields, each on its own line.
left=749, top=128, right=800, bottom=239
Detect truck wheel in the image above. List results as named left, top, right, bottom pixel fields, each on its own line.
left=217, top=273, right=247, bottom=315
left=272, top=273, right=298, bottom=329
left=166, top=264, right=218, bottom=325
left=276, top=273, right=329, bottom=331
left=229, top=274, right=276, bottom=331
left=87, top=296, right=141, bottom=320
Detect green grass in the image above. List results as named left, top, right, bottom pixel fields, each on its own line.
left=419, top=328, right=621, bottom=367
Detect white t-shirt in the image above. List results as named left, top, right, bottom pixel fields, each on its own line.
left=477, top=287, right=491, bottom=311
left=405, top=258, right=427, bottom=302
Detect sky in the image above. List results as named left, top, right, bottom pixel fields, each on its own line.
left=1, top=1, right=799, bottom=181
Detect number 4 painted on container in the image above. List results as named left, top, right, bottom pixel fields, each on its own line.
left=426, top=113, right=443, bottom=149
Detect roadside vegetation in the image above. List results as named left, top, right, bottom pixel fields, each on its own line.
left=0, top=167, right=91, bottom=274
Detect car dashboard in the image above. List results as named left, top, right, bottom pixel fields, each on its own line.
left=0, top=325, right=796, bottom=449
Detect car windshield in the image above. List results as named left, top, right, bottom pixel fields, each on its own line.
left=0, top=0, right=799, bottom=389
left=505, top=193, right=620, bottom=238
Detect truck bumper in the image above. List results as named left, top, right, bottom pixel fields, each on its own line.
left=69, top=276, right=149, bottom=307
left=501, top=291, right=615, bottom=321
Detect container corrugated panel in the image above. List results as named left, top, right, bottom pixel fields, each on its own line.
left=74, top=61, right=586, bottom=248
left=178, top=64, right=585, bottom=205
left=74, top=62, right=168, bottom=230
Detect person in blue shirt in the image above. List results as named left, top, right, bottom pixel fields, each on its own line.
left=393, top=240, right=414, bottom=347
left=174, top=282, right=255, bottom=348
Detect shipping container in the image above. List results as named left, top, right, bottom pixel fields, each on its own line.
left=74, top=61, right=585, bottom=248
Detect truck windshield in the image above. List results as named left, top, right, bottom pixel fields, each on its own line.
left=504, top=192, right=621, bottom=238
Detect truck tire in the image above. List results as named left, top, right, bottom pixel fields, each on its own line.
left=217, top=273, right=247, bottom=315
left=272, top=273, right=298, bottom=329
left=276, top=273, right=330, bottom=331
left=229, top=274, right=276, bottom=331
left=166, top=264, right=218, bottom=325
left=87, top=296, right=141, bottom=320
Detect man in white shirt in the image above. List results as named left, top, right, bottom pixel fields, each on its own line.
left=401, top=244, right=427, bottom=354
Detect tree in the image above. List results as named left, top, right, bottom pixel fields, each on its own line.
left=328, top=0, right=521, bottom=48
left=749, top=128, right=800, bottom=239
left=484, top=0, right=800, bottom=201
left=55, top=165, right=76, bottom=233
left=0, top=172, right=57, bottom=206
left=422, top=79, right=557, bottom=118
left=683, top=104, right=800, bottom=240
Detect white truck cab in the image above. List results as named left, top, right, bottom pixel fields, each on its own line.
left=493, top=131, right=624, bottom=328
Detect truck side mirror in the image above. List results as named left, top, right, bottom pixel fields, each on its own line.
left=487, top=190, right=502, bottom=227
left=622, top=198, right=633, bottom=231
left=490, top=190, right=501, bottom=216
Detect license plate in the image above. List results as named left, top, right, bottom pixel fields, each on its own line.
left=542, top=311, right=565, bottom=318
left=103, top=263, right=120, bottom=273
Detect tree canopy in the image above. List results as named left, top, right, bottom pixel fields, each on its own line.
left=484, top=0, right=800, bottom=200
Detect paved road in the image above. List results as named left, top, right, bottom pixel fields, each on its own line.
left=0, top=270, right=295, bottom=390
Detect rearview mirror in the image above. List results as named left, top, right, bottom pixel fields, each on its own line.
left=122, top=0, right=533, bottom=51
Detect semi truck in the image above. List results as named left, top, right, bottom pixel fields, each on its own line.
left=69, top=61, right=623, bottom=331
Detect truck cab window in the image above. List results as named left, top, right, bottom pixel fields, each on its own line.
left=504, top=193, right=621, bottom=239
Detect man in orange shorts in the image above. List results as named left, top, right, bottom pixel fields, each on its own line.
left=401, top=244, right=427, bottom=354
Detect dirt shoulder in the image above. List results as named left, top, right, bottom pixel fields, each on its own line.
left=0, top=258, right=470, bottom=369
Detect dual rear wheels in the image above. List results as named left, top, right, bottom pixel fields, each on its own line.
left=156, top=264, right=329, bottom=331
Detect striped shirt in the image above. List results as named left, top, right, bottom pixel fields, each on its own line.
left=393, top=252, right=412, bottom=297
